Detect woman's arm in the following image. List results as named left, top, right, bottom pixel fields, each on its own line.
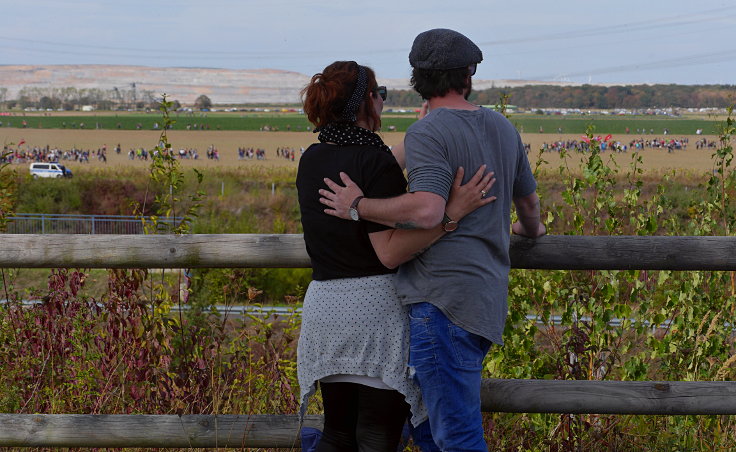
left=390, top=102, right=428, bottom=170
left=390, top=141, right=406, bottom=170
left=369, top=166, right=496, bottom=269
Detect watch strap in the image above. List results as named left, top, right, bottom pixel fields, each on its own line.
left=442, top=213, right=458, bottom=232
left=350, top=195, right=365, bottom=210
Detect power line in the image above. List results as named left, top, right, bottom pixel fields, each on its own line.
left=0, top=36, right=329, bottom=58
left=2, top=6, right=734, bottom=61
left=526, top=48, right=736, bottom=81
left=0, top=44, right=311, bottom=61
left=490, top=23, right=735, bottom=59
left=477, top=6, right=736, bottom=47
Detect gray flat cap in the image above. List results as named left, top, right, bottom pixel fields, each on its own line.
left=409, top=28, right=482, bottom=70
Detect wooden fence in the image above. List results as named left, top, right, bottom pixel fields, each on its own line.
left=1, top=233, right=736, bottom=448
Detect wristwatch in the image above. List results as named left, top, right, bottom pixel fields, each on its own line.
left=349, top=196, right=364, bottom=221
left=442, top=213, right=458, bottom=232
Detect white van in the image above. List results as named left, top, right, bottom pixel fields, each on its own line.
left=29, top=162, right=73, bottom=178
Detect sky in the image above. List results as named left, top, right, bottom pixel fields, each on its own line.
left=1, top=0, right=735, bottom=85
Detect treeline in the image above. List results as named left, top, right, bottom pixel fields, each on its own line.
left=388, top=84, right=736, bottom=109
left=0, top=86, right=163, bottom=111
left=4, top=83, right=734, bottom=111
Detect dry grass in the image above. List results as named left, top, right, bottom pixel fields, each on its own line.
left=1, top=128, right=724, bottom=174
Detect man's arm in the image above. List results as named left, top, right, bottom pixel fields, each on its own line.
left=319, top=165, right=495, bottom=230
left=361, top=191, right=446, bottom=229
left=512, top=191, right=546, bottom=238
left=319, top=172, right=446, bottom=229
left=368, top=167, right=497, bottom=268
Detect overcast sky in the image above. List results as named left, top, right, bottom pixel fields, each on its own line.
left=2, top=0, right=735, bottom=85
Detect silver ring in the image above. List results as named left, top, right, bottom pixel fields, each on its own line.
left=480, top=190, right=487, bottom=197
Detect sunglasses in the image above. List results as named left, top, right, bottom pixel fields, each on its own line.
left=468, top=64, right=477, bottom=76
left=374, top=86, right=387, bottom=101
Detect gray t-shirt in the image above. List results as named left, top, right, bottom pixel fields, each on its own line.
left=396, top=107, right=537, bottom=344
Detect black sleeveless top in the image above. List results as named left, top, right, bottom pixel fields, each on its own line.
left=297, top=142, right=406, bottom=280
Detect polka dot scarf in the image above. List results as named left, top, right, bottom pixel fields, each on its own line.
left=317, top=123, right=391, bottom=154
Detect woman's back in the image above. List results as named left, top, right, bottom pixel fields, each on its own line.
left=296, top=141, right=405, bottom=280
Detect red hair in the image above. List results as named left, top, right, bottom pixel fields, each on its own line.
left=302, top=61, right=381, bottom=130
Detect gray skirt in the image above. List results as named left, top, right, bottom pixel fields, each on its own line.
left=297, top=273, right=427, bottom=426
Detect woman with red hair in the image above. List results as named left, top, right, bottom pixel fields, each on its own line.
left=297, top=61, right=494, bottom=451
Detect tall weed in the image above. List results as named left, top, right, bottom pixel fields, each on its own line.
left=0, top=268, right=300, bottom=417
left=486, top=113, right=736, bottom=450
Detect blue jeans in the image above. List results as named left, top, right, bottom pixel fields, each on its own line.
left=408, top=302, right=492, bottom=452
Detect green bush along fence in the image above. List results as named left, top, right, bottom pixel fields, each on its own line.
left=1, top=233, right=735, bottom=447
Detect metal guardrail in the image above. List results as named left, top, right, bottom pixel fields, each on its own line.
left=7, top=301, right=729, bottom=330
left=5, top=213, right=185, bottom=234
left=6, top=300, right=301, bottom=318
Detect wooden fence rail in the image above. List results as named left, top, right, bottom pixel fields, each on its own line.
left=1, top=233, right=736, bottom=448
left=0, top=414, right=323, bottom=448
left=2, top=233, right=736, bottom=270
left=2, top=380, right=736, bottom=448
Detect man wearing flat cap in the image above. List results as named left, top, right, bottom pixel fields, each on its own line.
left=320, top=28, right=545, bottom=450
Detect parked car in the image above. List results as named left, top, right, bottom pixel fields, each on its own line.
left=29, top=162, right=73, bottom=178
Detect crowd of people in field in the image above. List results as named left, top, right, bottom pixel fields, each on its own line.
left=1, top=141, right=307, bottom=165
left=276, top=146, right=304, bottom=161
left=205, top=145, right=220, bottom=160
left=177, top=148, right=200, bottom=159
left=1, top=144, right=109, bottom=164
left=126, top=145, right=220, bottom=160
left=694, top=138, right=720, bottom=149
left=539, top=136, right=719, bottom=154
left=127, top=148, right=150, bottom=160
left=3, top=132, right=720, bottom=168
left=628, top=137, right=689, bottom=152
left=237, top=147, right=267, bottom=160
left=236, top=146, right=306, bottom=161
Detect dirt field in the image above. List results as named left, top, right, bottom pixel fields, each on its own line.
left=1, top=128, right=724, bottom=174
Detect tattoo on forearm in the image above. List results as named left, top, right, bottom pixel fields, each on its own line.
left=395, top=222, right=418, bottom=230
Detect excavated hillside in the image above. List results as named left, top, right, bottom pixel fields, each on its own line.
left=0, top=64, right=562, bottom=104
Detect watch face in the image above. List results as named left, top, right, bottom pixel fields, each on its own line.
left=349, top=208, right=359, bottom=221
left=443, top=221, right=458, bottom=232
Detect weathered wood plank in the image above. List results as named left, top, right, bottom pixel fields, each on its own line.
left=2, top=234, right=736, bottom=270
left=0, top=234, right=311, bottom=269
left=482, top=379, right=736, bottom=415
left=0, top=414, right=323, bottom=448
left=509, top=235, right=736, bottom=270
left=2, top=380, right=736, bottom=447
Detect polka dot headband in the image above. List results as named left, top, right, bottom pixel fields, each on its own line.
left=340, top=64, right=367, bottom=123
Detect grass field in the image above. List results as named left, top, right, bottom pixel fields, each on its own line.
left=508, top=115, right=719, bottom=135
left=2, top=111, right=726, bottom=135
left=1, top=127, right=724, bottom=174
